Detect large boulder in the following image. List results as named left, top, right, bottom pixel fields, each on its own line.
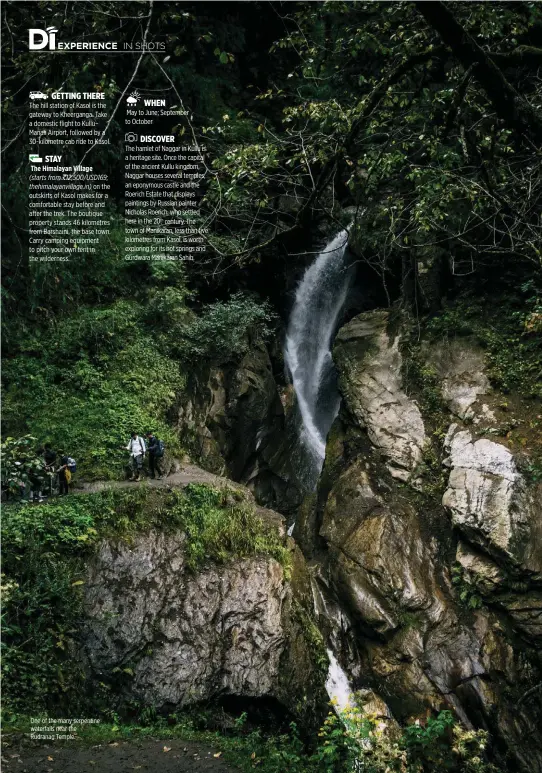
left=424, top=338, right=492, bottom=420
left=82, top=530, right=326, bottom=719
left=443, top=424, right=542, bottom=573
left=333, top=311, right=426, bottom=482
left=320, top=460, right=445, bottom=631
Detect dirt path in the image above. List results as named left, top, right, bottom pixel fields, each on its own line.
left=1, top=738, right=241, bottom=773
left=77, top=464, right=239, bottom=495
left=74, top=464, right=285, bottom=532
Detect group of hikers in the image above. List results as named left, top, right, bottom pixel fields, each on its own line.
left=29, top=444, right=77, bottom=501
left=123, top=431, right=166, bottom=482
left=13, top=432, right=166, bottom=502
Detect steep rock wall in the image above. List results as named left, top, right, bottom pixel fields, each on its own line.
left=81, top=527, right=327, bottom=724
left=302, top=309, right=542, bottom=772
left=174, top=342, right=304, bottom=514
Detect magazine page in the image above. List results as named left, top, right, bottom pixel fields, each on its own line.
left=2, top=2, right=541, bottom=771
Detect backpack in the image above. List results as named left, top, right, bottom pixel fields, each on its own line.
left=156, top=439, right=165, bottom=457
left=67, top=457, right=76, bottom=473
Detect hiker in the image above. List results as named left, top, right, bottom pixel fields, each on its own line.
left=34, top=443, right=57, bottom=500
left=43, top=444, right=59, bottom=498
left=42, top=443, right=57, bottom=470
left=56, top=455, right=72, bottom=496
left=146, top=432, right=165, bottom=479
left=124, top=432, right=146, bottom=481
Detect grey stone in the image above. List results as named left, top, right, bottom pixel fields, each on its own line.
left=443, top=425, right=542, bottom=571
left=82, top=531, right=323, bottom=714
left=456, top=541, right=505, bottom=591
left=425, top=338, right=491, bottom=420
left=334, top=311, right=426, bottom=481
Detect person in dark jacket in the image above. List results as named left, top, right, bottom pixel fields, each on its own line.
left=42, top=443, right=57, bottom=468
left=146, top=433, right=164, bottom=479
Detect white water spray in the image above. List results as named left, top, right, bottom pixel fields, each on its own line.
left=325, top=648, right=354, bottom=712
left=284, top=229, right=353, bottom=488
left=285, top=231, right=358, bottom=733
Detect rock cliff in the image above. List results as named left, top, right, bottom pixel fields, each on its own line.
left=298, top=309, right=542, bottom=772
left=174, top=343, right=305, bottom=514
left=78, top=308, right=541, bottom=771
left=81, top=501, right=327, bottom=726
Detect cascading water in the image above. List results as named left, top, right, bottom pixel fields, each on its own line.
left=285, top=228, right=356, bottom=707
left=325, top=649, right=355, bottom=712
left=284, top=228, right=353, bottom=491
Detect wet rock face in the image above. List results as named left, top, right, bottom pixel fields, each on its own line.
left=320, top=461, right=445, bottom=634
left=82, top=532, right=323, bottom=715
left=312, top=460, right=542, bottom=751
left=443, top=424, right=542, bottom=573
left=319, top=309, right=542, bottom=771
left=175, top=343, right=305, bottom=514
left=333, top=311, right=426, bottom=482
left=175, top=343, right=282, bottom=477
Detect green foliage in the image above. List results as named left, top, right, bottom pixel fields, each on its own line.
left=2, top=290, right=277, bottom=479
left=165, top=484, right=290, bottom=572
left=201, top=0, right=542, bottom=282
left=451, top=563, right=484, bottom=610
left=1, top=707, right=503, bottom=773
left=1, top=496, right=98, bottom=714
left=66, top=706, right=493, bottom=773
left=2, top=301, right=185, bottom=480
left=1, top=485, right=289, bottom=716
left=217, top=706, right=498, bottom=773
left=402, top=337, right=448, bottom=435
left=305, top=707, right=498, bottom=773
left=293, top=600, right=329, bottom=678
left=401, top=711, right=456, bottom=769
left=426, top=291, right=542, bottom=399
left=0, top=435, right=53, bottom=498
left=178, top=292, right=277, bottom=361
left=523, top=458, right=542, bottom=484
left=401, top=338, right=449, bottom=500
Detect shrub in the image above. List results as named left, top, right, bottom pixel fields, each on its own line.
left=0, top=435, right=52, bottom=498
left=178, top=292, right=276, bottom=361
left=2, top=321, right=185, bottom=480
left=308, top=706, right=499, bottom=772
left=218, top=706, right=500, bottom=772
left=167, top=483, right=290, bottom=571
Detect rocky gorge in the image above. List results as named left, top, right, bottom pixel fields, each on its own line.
left=71, top=229, right=542, bottom=773
left=4, top=4, right=542, bottom=771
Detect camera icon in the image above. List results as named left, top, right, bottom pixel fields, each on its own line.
left=125, top=132, right=138, bottom=143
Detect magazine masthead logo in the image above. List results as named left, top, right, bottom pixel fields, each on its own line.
left=28, top=27, right=58, bottom=50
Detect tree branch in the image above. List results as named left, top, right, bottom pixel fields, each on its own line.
left=414, top=1, right=542, bottom=142
left=298, top=47, right=444, bottom=222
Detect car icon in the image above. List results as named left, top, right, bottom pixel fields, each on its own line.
left=30, top=91, right=48, bottom=100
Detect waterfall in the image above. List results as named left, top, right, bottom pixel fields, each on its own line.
left=284, top=228, right=353, bottom=490
left=325, top=648, right=354, bottom=712
left=285, top=228, right=355, bottom=705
